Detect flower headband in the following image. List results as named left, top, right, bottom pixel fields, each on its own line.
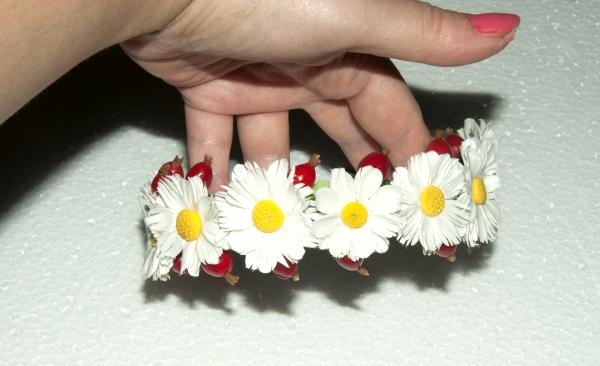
left=139, top=118, right=500, bottom=284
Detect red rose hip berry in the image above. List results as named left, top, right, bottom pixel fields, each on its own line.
left=335, top=256, right=369, bottom=276
left=187, top=155, right=213, bottom=187
left=151, top=156, right=184, bottom=193
left=171, top=254, right=187, bottom=275
left=201, top=251, right=239, bottom=286
left=425, top=138, right=452, bottom=156
left=436, top=244, right=458, bottom=262
left=357, top=150, right=392, bottom=181
left=273, top=258, right=300, bottom=281
left=293, top=153, right=320, bottom=187
left=444, top=132, right=464, bottom=160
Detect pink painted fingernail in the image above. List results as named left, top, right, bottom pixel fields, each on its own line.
left=469, top=13, right=521, bottom=36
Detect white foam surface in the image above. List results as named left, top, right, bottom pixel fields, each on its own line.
left=1, top=0, right=599, bottom=365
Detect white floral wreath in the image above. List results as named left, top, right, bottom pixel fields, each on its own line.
left=139, top=118, right=501, bottom=284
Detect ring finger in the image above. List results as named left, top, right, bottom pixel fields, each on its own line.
left=236, top=111, right=290, bottom=168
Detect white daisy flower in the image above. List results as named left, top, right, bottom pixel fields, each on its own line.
left=139, top=183, right=173, bottom=281
left=461, top=139, right=502, bottom=247
left=458, top=118, right=498, bottom=151
left=144, top=175, right=224, bottom=277
left=215, top=160, right=316, bottom=274
left=391, top=152, right=470, bottom=252
left=312, top=166, right=402, bottom=261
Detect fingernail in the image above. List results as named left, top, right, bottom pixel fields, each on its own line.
left=469, top=13, right=521, bottom=36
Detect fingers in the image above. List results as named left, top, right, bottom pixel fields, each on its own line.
left=237, top=111, right=290, bottom=168
left=346, top=58, right=431, bottom=167
left=303, top=100, right=379, bottom=168
left=287, top=55, right=430, bottom=167
left=185, top=105, right=233, bottom=193
left=341, top=0, right=520, bottom=66
left=180, top=65, right=320, bottom=115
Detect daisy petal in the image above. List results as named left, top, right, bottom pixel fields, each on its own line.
left=367, top=214, right=400, bottom=238
left=181, top=243, right=200, bottom=277
left=323, top=226, right=352, bottom=258
left=366, top=185, right=402, bottom=214
left=283, top=215, right=317, bottom=248
left=348, top=229, right=382, bottom=259
left=313, top=214, right=341, bottom=238
left=330, top=168, right=356, bottom=201
left=315, top=188, right=344, bottom=215
left=392, top=167, right=409, bottom=186
left=355, top=166, right=383, bottom=202
left=217, top=205, right=253, bottom=231
left=227, top=230, right=256, bottom=255
left=277, top=231, right=306, bottom=261
left=196, top=236, right=223, bottom=265
left=142, top=248, right=160, bottom=279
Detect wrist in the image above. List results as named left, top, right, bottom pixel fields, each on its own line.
left=0, top=0, right=192, bottom=123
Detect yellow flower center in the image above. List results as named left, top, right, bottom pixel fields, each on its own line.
left=175, top=209, right=202, bottom=241
left=420, top=185, right=445, bottom=217
left=252, top=200, right=285, bottom=233
left=341, top=202, right=368, bottom=229
left=471, top=177, right=487, bottom=205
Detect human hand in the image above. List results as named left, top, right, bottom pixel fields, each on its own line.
left=122, top=0, right=519, bottom=192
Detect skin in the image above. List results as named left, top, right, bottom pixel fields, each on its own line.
left=1, top=0, right=517, bottom=192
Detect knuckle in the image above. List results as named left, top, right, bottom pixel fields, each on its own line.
left=419, top=5, right=448, bottom=44
left=415, top=4, right=468, bottom=63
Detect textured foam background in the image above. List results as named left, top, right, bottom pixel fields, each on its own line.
left=1, top=0, right=599, bottom=365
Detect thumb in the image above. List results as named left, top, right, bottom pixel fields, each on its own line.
left=345, top=1, right=520, bottom=66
